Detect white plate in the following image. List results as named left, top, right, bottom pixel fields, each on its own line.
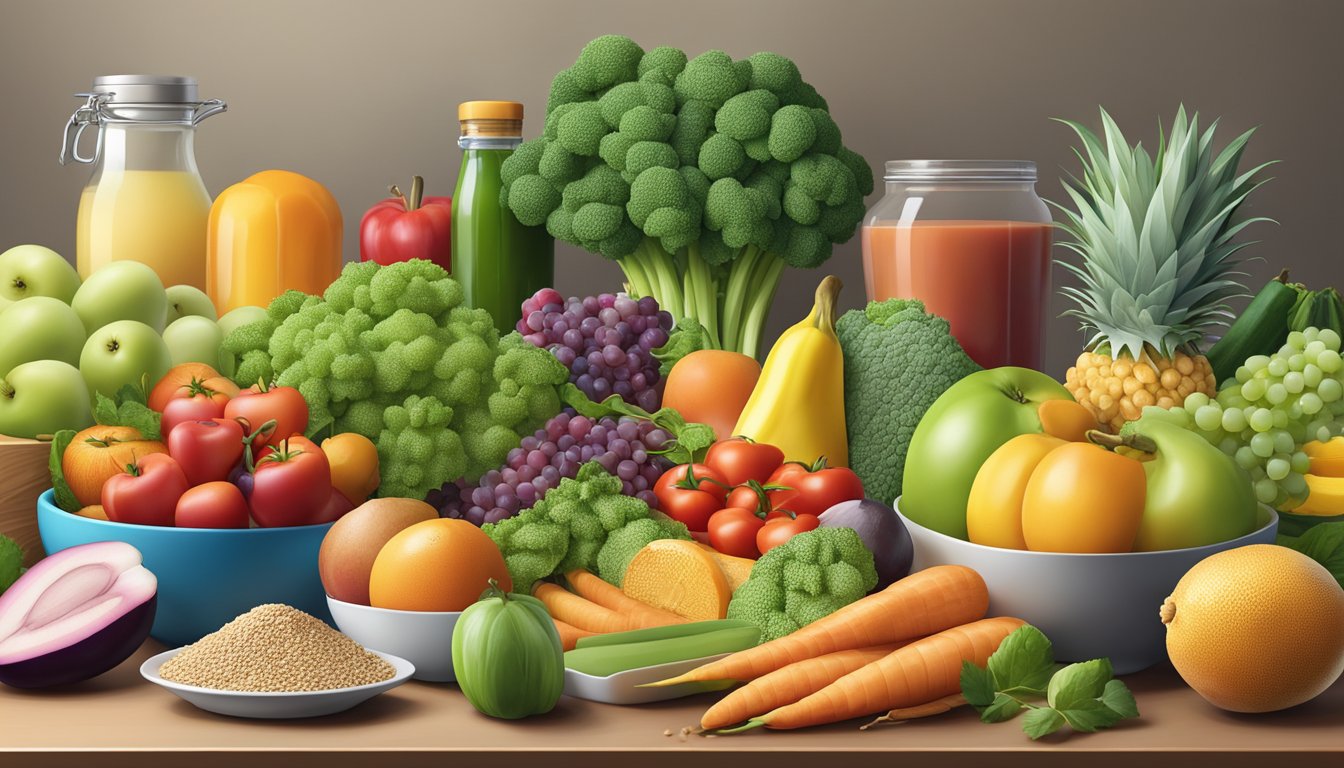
left=141, top=648, right=415, bottom=719
left=563, top=653, right=734, bottom=705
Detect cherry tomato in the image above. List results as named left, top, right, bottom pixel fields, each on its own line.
left=653, top=463, right=728, bottom=532
left=168, top=419, right=246, bottom=486
left=223, top=383, right=309, bottom=448
left=707, top=507, right=765, bottom=559
left=101, top=453, right=190, bottom=527
left=756, top=511, right=821, bottom=555
left=312, top=487, right=356, bottom=524
left=249, top=435, right=331, bottom=527
left=766, top=459, right=865, bottom=518
left=174, top=481, right=250, bottom=529
left=704, top=438, right=785, bottom=487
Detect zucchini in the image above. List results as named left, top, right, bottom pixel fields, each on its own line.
left=1207, top=269, right=1299, bottom=384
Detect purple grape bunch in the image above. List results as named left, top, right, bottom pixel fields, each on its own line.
left=427, top=409, right=674, bottom=525
left=517, top=288, right=672, bottom=411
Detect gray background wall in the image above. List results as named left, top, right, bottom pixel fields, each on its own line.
left=1, top=0, right=1340, bottom=376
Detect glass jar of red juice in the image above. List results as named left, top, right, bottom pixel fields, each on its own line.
left=861, top=160, right=1053, bottom=370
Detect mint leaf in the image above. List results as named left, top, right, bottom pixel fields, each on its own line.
left=1022, top=707, right=1066, bottom=740
left=988, top=625, right=1055, bottom=695
left=1279, top=523, right=1344, bottom=589
left=980, top=693, right=1023, bottom=723
left=92, top=392, right=120, bottom=427
left=47, top=429, right=81, bottom=513
left=117, top=401, right=162, bottom=442
left=1048, top=658, right=1113, bottom=711
left=1058, top=700, right=1123, bottom=733
left=960, top=661, right=995, bottom=707
left=1100, top=679, right=1139, bottom=719
left=114, top=382, right=149, bottom=407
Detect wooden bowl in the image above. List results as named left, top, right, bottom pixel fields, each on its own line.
left=0, top=434, right=51, bottom=566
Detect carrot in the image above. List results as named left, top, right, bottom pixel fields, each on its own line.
left=553, top=618, right=594, bottom=651
left=724, top=616, right=1024, bottom=732
left=700, top=644, right=907, bottom=730
left=533, top=582, right=640, bottom=633
left=860, top=693, right=968, bottom=730
left=649, top=564, right=989, bottom=686
left=564, top=569, right=688, bottom=628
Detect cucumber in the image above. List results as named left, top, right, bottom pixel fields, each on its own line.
left=572, top=619, right=757, bottom=650
left=564, top=624, right=761, bottom=677
left=1208, top=270, right=1299, bottom=383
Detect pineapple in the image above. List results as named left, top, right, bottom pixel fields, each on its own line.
left=1056, top=106, right=1271, bottom=431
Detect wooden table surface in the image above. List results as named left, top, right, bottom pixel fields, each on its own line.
left=1, top=641, right=1340, bottom=768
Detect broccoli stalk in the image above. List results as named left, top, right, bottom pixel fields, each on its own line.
left=502, top=35, right=874, bottom=359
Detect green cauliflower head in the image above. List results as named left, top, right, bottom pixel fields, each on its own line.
left=835, top=298, right=981, bottom=504
left=726, top=527, right=877, bottom=642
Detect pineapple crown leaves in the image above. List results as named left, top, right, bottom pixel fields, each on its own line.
left=1051, top=105, right=1277, bottom=360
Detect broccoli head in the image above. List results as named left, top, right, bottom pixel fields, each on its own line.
left=498, top=35, right=874, bottom=358
left=726, top=527, right=878, bottom=642
left=835, top=298, right=981, bottom=505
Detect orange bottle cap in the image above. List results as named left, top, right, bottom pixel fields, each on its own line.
left=458, top=101, right=524, bottom=121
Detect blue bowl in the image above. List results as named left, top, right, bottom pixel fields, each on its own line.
left=37, top=490, right=334, bottom=647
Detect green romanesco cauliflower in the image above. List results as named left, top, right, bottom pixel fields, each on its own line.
left=499, top=34, right=874, bottom=358
left=726, top=527, right=877, bottom=642
left=218, top=260, right=569, bottom=500
left=835, top=298, right=981, bottom=505
left=482, top=462, right=685, bottom=589
left=594, top=515, right=692, bottom=587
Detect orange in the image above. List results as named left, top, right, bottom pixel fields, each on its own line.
left=662, top=350, right=760, bottom=441
left=1161, top=544, right=1344, bottom=713
left=368, top=518, right=512, bottom=612
left=321, top=432, right=380, bottom=504
left=62, top=425, right=167, bottom=507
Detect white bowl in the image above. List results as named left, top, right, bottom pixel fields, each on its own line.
left=327, top=596, right=460, bottom=682
left=563, top=653, right=735, bottom=705
left=140, top=648, right=414, bottom=719
left=895, top=497, right=1279, bottom=674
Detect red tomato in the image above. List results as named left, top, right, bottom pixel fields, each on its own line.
left=756, top=511, right=821, bottom=555
left=766, top=460, right=865, bottom=517
left=704, top=439, right=785, bottom=487
left=249, top=435, right=331, bottom=527
left=653, top=463, right=728, bottom=532
left=223, top=384, right=309, bottom=448
left=101, top=453, right=190, bottom=527
left=175, top=482, right=250, bottom=529
left=161, top=396, right=227, bottom=439
left=167, top=419, right=246, bottom=486
left=707, top=507, right=765, bottom=559
left=311, top=487, right=356, bottom=524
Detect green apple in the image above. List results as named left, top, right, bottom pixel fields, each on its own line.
left=165, top=284, right=218, bottom=324
left=0, top=245, right=81, bottom=305
left=163, top=315, right=223, bottom=369
left=901, top=367, right=1072, bottom=540
left=0, top=297, right=86, bottom=377
left=71, top=261, right=168, bottom=334
left=0, top=360, right=94, bottom=438
left=79, top=319, right=172, bottom=400
left=217, top=304, right=268, bottom=337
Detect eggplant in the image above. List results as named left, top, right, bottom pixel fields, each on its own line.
left=0, top=541, right=157, bottom=688
left=818, top=499, right=913, bottom=591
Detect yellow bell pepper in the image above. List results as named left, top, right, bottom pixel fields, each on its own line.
left=733, top=275, right=848, bottom=466
left=207, top=169, right=342, bottom=313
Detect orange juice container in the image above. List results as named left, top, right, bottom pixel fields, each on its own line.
left=207, top=170, right=343, bottom=314
left=62, top=75, right=226, bottom=289
left=861, top=160, right=1053, bottom=371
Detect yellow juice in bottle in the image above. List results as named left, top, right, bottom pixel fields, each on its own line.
left=76, top=169, right=211, bottom=289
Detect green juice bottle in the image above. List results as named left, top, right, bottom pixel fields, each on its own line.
left=452, top=101, right=554, bottom=333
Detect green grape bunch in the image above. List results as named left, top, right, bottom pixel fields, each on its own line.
left=1158, top=328, right=1344, bottom=509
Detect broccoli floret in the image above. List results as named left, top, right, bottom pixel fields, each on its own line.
left=483, top=462, right=673, bottom=589
left=0, top=534, right=21, bottom=595
left=836, top=299, right=981, bottom=504
left=377, top=395, right=465, bottom=500
left=497, top=36, right=874, bottom=358
left=727, top=527, right=878, bottom=642
left=595, top=516, right=692, bottom=586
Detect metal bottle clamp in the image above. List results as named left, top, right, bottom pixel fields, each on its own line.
left=59, top=92, right=227, bottom=166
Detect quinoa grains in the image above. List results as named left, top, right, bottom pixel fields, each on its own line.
left=159, top=604, right=395, bottom=692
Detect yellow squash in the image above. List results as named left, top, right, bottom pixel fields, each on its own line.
left=733, top=275, right=848, bottom=466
